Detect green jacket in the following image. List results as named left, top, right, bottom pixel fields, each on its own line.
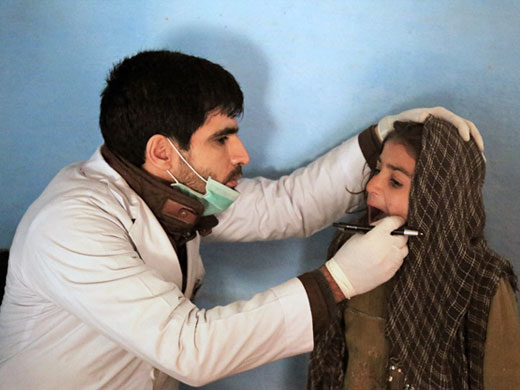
left=343, top=278, right=520, bottom=390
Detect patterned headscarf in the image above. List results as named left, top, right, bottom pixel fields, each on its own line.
left=386, top=116, right=516, bottom=389
left=308, top=116, right=517, bottom=389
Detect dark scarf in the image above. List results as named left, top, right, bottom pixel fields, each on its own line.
left=101, top=145, right=218, bottom=290
left=308, top=117, right=517, bottom=389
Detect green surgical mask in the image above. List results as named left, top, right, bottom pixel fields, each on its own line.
left=166, top=139, right=240, bottom=216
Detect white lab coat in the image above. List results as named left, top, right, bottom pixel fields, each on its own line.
left=0, top=135, right=366, bottom=389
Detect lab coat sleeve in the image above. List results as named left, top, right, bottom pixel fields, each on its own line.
left=23, top=195, right=314, bottom=387
left=207, top=133, right=368, bottom=242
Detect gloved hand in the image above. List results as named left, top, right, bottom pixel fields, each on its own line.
left=325, top=216, right=408, bottom=299
left=377, top=107, right=484, bottom=152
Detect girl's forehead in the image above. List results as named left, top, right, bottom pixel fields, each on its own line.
left=380, top=141, right=416, bottom=176
left=382, top=140, right=416, bottom=160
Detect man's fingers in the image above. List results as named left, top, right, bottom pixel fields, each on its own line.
left=397, top=244, right=409, bottom=257
left=466, top=119, right=484, bottom=152
left=431, top=107, right=485, bottom=150
left=431, top=107, right=470, bottom=141
left=370, top=215, right=405, bottom=233
left=393, top=235, right=409, bottom=249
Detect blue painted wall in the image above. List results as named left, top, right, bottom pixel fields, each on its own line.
left=1, top=2, right=519, bottom=389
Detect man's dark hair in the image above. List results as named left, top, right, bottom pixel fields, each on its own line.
left=99, top=50, right=244, bottom=166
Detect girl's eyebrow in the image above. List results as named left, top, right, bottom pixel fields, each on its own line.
left=387, top=163, right=413, bottom=177
left=376, top=157, right=414, bottom=177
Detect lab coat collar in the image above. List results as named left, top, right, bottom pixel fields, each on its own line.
left=100, top=145, right=218, bottom=244
left=79, top=148, right=185, bottom=286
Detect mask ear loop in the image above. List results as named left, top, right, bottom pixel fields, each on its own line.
left=166, top=170, right=180, bottom=186
left=166, top=138, right=208, bottom=184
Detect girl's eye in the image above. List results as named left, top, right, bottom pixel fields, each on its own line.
left=390, top=178, right=403, bottom=188
left=373, top=168, right=381, bottom=175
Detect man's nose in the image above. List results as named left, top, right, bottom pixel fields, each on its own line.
left=230, top=137, right=250, bottom=166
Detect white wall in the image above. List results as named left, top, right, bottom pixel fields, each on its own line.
left=1, top=2, right=519, bottom=389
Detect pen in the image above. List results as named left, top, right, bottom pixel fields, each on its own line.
left=332, top=222, right=423, bottom=236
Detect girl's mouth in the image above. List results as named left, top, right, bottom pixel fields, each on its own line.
left=368, top=206, right=387, bottom=224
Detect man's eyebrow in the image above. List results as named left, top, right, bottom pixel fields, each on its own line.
left=211, top=127, right=239, bottom=138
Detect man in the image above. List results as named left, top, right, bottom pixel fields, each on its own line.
left=0, top=50, right=481, bottom=389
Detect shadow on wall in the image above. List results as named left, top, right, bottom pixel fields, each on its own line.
left=160, top=27, right=312, bottom=390
left=1, top=250, right=8, bottom=305
left=159, top=25, right=278, bottom=177
left=157, top=27, right=364, bottom=389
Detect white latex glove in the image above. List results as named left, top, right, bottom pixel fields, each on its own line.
left=325, top=216, right=408, bottom=299
left=377, top=106, right=484, bottom=152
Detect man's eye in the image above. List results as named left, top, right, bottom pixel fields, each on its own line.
left=216, top=136, right=228, bottom=144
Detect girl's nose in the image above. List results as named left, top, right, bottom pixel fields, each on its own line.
left=366, top=173, right=381, bottom=195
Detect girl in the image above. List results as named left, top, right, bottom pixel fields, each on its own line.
left=308, top=117, right=519, bottom=390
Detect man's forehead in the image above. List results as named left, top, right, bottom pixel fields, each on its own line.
left=192, top=112, right=239, bottom=141
left=206, top=112, right=238, bottom=128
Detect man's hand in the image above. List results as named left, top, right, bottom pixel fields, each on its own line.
left=325, top=216, right=408, bottom=299
left=377, top=107, right=484, bottom=152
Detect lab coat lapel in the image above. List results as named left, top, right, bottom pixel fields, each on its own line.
left=83, top=148, right=184, bottom=289
left=128, top=200, right=183, bottom=288
left=184, top=235, right=204, bottom=298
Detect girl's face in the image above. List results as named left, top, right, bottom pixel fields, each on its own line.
left=366, top=139, right=416, bottom=223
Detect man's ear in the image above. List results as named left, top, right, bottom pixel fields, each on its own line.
left=142, top=134, right=180, bottom=178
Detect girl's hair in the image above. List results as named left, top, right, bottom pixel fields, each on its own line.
left=383, top=121, right=424, bottom=160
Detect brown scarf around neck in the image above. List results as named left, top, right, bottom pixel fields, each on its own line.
left=101, top=145, right=218, bottom=242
